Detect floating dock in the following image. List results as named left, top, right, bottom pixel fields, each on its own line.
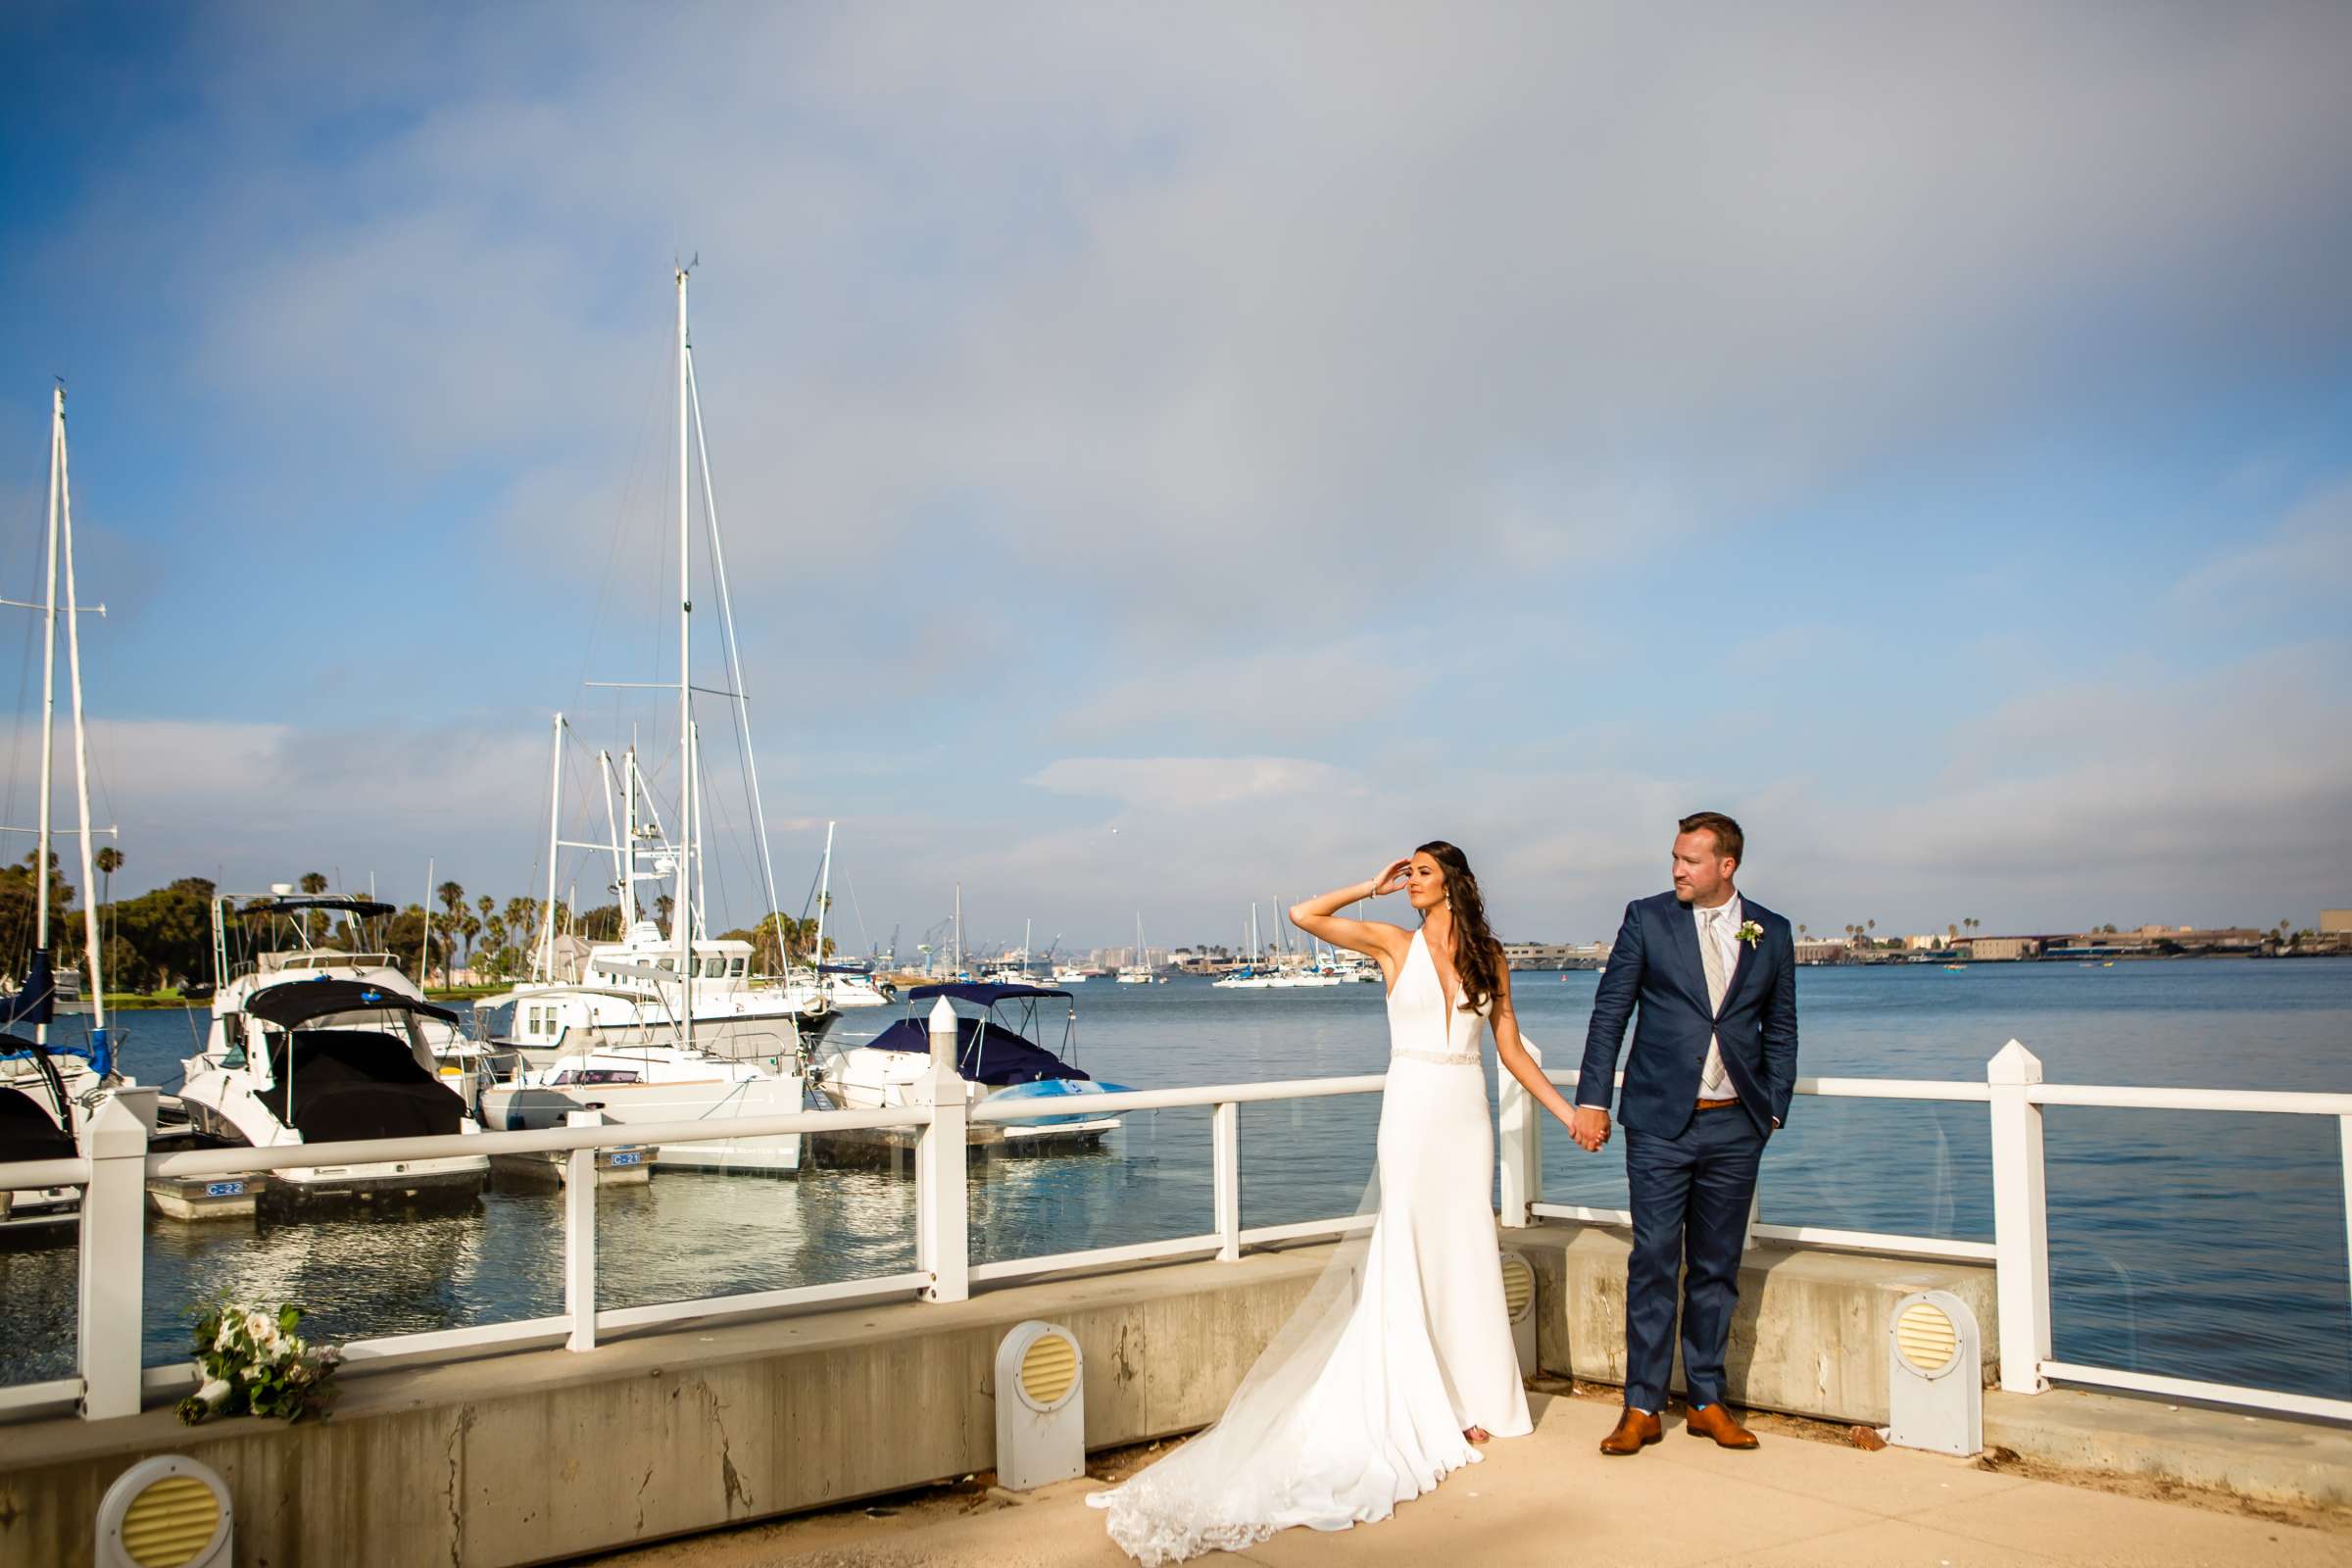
left=806, top=1123, right=1111, bottom=1170
left=143, top=1172, right=270, bottom=1221
left=487, top=1148, right=652, bottom=1189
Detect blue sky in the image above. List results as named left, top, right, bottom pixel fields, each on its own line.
left=1, top=2, right=2347, bottom=954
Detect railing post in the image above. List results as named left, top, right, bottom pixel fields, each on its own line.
left=563, top=1108, right=604, bottom=1351
left=1496, top=1039, right=1542, bottom=1228
left=1988, top=1040, right=2051, bottom=1394
left=1212, top=1101, right=1241, bottom=1260
left=2340, top=1115, right=2352, bottom=1326
left=917, top=998, right=969, bottom=1302
left=78, top=1096, right=146, bottom=1419
left=564, top=1141, right=598, bottom=1351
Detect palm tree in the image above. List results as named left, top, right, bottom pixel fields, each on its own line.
left=1947, top=922, right=1959, bottom=945
left=1796, top=923, right=1807, bottom=939
left=299, top=870, right=328, bottom=896
left=93, top=844, right=123, bottom=960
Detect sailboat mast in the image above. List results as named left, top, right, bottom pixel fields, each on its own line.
left=57, top=392, right=108, bottom=1054
left=675, top=267, right=694, bottom=1049
left=32, top=391, right=62, bottom=1044
left=538, top=711, right=563, bottom=981
left=683, top=349, right=783, bottom=932
left=812, top=820, right=835, bottom=977
left=622, top=748, right=639, bottom=922
left=596, top=749, right=623, bottom=919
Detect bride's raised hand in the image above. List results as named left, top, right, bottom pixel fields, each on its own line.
left=1368, top=857, right=1412, bottom=897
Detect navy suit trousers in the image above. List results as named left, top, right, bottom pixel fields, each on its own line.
left=1624, top=1106, right=1765, bottom=1412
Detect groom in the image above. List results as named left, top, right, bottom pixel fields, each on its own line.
left=1571, top=811, right=1798, bottom=1455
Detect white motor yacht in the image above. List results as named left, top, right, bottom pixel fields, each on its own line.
left=1, top=1040, right=88, bottom=1236
left=819, top=968, right=894, bottom=1008
left=476, top=1028, right=807, bottom=1173
left=178, top=914, right=486, bottom=1205
left=493, top=921, right=828, bottom=1065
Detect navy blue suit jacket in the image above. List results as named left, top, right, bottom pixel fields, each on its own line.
left=1576, top=891, right=1798, bottom=1140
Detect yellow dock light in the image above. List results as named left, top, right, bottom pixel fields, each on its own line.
left=97, top=1456, right=231, bottom=1568
left=1887, top=1290, right=1983, bottom=1456
left=995, top=1320, right=1085, bottom=1490
left=1499, top=1250, right=1539, bottom=1377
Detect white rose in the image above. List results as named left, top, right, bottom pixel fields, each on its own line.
left=197, top=1378, right=230, bottom=1410
left=213, top=1320, right=235, bottom=1351
left=244, top=1311, right=272, bottom=1342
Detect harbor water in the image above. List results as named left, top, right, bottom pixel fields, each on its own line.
left=2, top=956, right=2346, bottom=1399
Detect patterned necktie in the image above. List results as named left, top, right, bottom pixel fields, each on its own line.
left=1699, top=907, right=1730, bottom=1015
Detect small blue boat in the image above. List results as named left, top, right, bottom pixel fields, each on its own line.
left=813, top=982, right=1134, bottom=1149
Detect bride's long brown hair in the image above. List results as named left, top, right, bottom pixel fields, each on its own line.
left=1416, top=839, right=1502, bottom=1013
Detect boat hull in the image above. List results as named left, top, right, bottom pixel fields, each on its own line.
left=478, top=1076, right=806, bottom=1174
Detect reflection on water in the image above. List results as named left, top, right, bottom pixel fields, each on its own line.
left=3, top=959, right=2347, bottom=1397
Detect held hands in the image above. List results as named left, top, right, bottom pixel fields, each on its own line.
left=1369, top=857, right=1412, bottom=897
left=1568, top=1104, right=1611, bottom=1153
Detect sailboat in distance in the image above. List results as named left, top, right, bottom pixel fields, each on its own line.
left=1116, top=912, right=1159, bottom=984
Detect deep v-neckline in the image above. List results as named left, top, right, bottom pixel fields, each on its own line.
left=1415, top=928, right=1463, bottom=1015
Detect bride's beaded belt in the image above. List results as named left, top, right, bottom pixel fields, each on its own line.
left=1390, top=1049, right=1481, bottom=1066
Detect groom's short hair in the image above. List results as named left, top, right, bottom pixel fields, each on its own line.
left=1679, top=811, right=1743, bottom=867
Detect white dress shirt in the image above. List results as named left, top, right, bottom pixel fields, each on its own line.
left=1694, top=895, right=1742, bottom=1102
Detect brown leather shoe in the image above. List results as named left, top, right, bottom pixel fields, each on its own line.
left=1685, top=1402, right=1760, bottom=1448
left=1599, top=1407, right=1663, bottom=1455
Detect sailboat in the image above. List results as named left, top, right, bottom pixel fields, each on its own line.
left=1116, top=912, right=1159, bottom=983
left=2, top=386, right=150, bottom=1236
left=475, top=270, right=809, bottom=1172
left=1212, top=905, right=1277, bottom=989
left=791, top=822, right=890, bottom=1009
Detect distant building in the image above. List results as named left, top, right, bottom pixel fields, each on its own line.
left=1793, top=938, right=1848, bottom=964
left=1501, top=941, right=1608, bottom=970
left=1965, top=937, right=2042, bottom=961
left=2323, top=910, right=2352, bottom=935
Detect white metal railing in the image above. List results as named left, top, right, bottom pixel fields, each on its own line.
left=1497, top=1038, right=2352, bottom=1425
left=11, top=1023, right=2349, bottom=1429
left=9, top=1006, right=1385, bottom=1422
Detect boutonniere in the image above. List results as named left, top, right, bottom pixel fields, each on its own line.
left=1736, top=920, right=1764, bottom=949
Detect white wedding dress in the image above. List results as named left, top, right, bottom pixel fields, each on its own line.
left=1089, top=929, right=1532, bottom=1564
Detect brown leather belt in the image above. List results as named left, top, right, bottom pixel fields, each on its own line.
left=1695, top=1098, right=1740, bottom=1110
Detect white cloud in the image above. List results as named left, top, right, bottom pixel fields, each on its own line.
left=1028, top=755, right=1362, bottom=815
left=39, top=2, right=2352, bottom=643
left=2172, top=478, right=2352, bottom=616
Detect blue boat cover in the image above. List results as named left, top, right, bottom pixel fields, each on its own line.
left=906, top=982, right=1071, bottom=1004
left=0, top=950, right=56, bottom=1029
left=864, top=1016, right=1090, bottom=1086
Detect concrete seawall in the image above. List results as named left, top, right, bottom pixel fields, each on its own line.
left=5, top=1219, right=2340, bottom=1567
left=1524, top=1226, right=1999, bottom=1424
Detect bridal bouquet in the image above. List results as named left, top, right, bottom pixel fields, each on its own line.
left=178, top=1299, right=342, bottom=1426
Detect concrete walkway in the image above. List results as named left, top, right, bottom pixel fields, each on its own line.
left=590, top=1393, right=2349, bottom=1567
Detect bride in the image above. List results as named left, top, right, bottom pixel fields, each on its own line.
left=1089, top=841, right=1591, bottom=1563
